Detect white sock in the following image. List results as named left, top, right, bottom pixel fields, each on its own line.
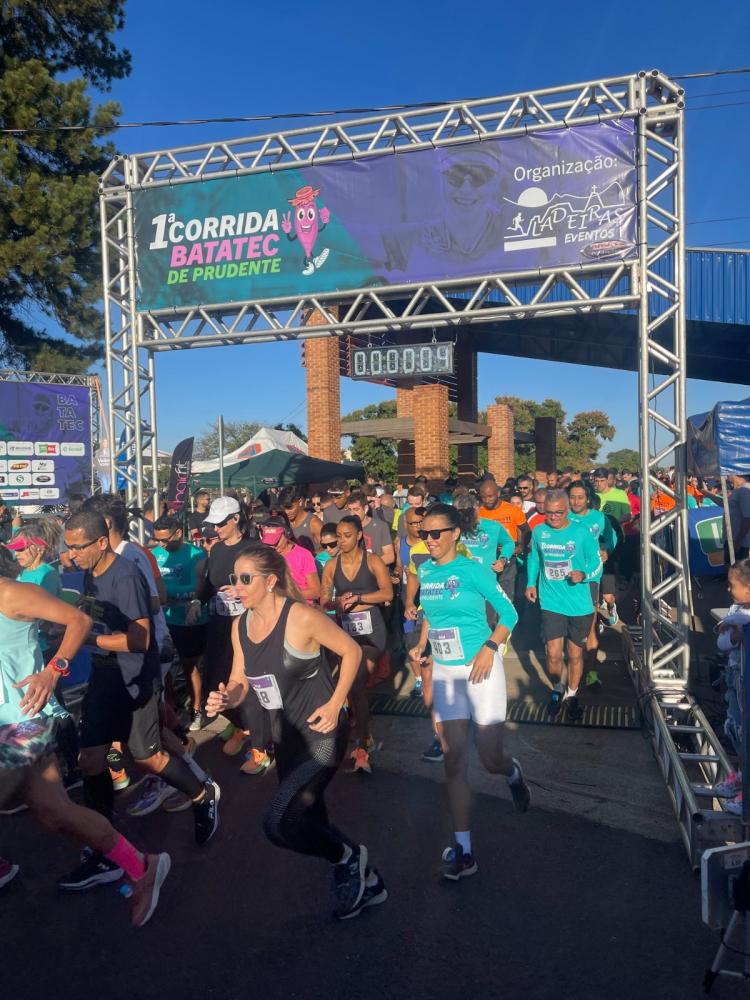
left=508, top=761, right=522, bottom=785
left=182, top=752, right=208, bottom=783
left=455, top=831, right=472, bottom=855
left=365, top=870, right=378, bottom=887
left=337, top=844, right=353, bottom=865
left=566, top=686, right=578, bottom=699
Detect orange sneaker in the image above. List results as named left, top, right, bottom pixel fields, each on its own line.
left=222, top=730, right=249, bottom=757
left=350, top=746, right=372, bottom=774
left=240, top=748, right=272, bottom=775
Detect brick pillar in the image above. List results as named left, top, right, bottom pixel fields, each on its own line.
left=395, top=387, right=415, bottom=484
left=486, top=403, right=514, bottom=485
left=414, top=384, right=449, bottom=491
left=455, top=339, right=478, bottom=483
left=305, top=314, right=340, bottom=462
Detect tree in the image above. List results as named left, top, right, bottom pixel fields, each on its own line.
left=273, top=422, right=307, bottom=442
left=606, top=448, right=640, bottom=472
left=194, top=420, right=262, bottom=460
left=0, top=2, right=131, bottom=371
left=341, top=401, right=398, bottom=482
left=494, top=396, right=615, bottom=476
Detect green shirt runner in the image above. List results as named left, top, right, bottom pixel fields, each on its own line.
left=526, top=520, right=601, bottom=617
left=152, top=542, right=207, bottom=626
left=569, top=509, right=616, bottom=584
left=417, top=554, right=518, bottom=666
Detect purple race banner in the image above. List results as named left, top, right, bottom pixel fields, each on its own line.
left=0, top=382, right=92, bottom=504
left=133, top=120, right=637, bottom=312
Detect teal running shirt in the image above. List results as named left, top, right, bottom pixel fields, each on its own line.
left=461, top=517, right=515, bottom=568
left=526, top=520, right=601, bottom=616
left=417, top=554, right=518, bottom=666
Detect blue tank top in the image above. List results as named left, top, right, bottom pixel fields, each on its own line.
left=0, top=608, right=49, bottom=727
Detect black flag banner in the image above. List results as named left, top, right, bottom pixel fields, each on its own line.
left=166, top=437, right=194, bottom=514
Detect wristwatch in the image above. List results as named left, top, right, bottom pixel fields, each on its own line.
left=48, top=656, right=71, bottom=677
left=484, top=639, right=499, bottom=652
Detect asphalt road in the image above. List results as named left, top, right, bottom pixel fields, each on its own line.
left=2, top=717, right=742, bottom=1000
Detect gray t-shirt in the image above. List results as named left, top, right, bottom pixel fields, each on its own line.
left=318, top=502, right=348, bottom=525
left=363, top=517, right=393, bottom=560
left=729, top=482, right=750, bottom=548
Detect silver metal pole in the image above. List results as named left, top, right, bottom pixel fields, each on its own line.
left=636, top=79, right=654, bottom=682
left=148, top=348, right=159, bottom=518
left=218, top=415, right=225, bottom=496
left=721, top=474, right=735, bottom=564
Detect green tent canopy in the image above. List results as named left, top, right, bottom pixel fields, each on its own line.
left=191, top=448, right=365, bottom=493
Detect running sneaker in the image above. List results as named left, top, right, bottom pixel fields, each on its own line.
left=336, top=868, right=388, bottom=920
left=411, top=678, right=423, bottom=699
left=333, top=844, right=368, bottom=919
left=0, top=858, right=19, bottom=889
left=193, top=780, right=221, bottom=846
left=585, top=670, right=603, bottom=688
left=714, top=771, right=743, bottom=798
left=421, top=736, right=444, bottom=763
left=222, top=729, right=248, bottom=757
left=507, top=757, right=531, bottom=813
left=162, top=789, right=193, bottom=813
left=606, top=602, right=619, bottom=627
left=566, top=696, right=584, bottom=723
left=58, top=848, right=123, bottom=892
left=109, top=767, right=130, bottom=792
left=725, top=792, right=743, bottom=816
left=350, top=746, right=372, bottom=774
left=126, top=776, right=171, bottom=817
left=547, top=687, right=564, bottom=718
left=130, top=853, right=171, bottom=928
left=188, top=711, right=205, bottom=733
left=240, top=748, right=272, bottom=775
left=441, top=844, right=478, bottom=881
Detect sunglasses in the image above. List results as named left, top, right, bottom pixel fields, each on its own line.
left=229, top=572, right=267, bottom=586
left=417, top=527, right=455, bottom=541
left=66, top=536, right=106, bottom=552
left=215, top=515, right=236, bottom=528
left=321, top=540, right=338, bottom=549
left=442, top=163, right=495, bottom=189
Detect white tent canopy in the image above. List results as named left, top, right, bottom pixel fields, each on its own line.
left=191, top=426, right=308, bottom=474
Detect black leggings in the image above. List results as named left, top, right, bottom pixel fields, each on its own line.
left=262, top=728, right=350, bottom=864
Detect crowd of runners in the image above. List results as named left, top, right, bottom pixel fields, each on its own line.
left=0, top=467, right=643, bottom=925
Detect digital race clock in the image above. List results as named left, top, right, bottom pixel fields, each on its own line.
left=350, top=343, right=454, bottom=380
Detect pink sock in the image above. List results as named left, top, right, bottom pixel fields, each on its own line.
left=105, top=835, right=146, bottom=881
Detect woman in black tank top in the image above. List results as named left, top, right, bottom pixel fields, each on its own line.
left=320, top=515, right=393, bottom=774
left=205, top=543, right=387, bottom=921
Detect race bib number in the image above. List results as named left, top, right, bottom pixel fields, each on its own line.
left=211, top=592, right=244, bottom=617
left=342, top=611, right=373, bottom=636
left=248, top=674, right=283, bottom=710
left=428, top=627, right=465, bottom=661
left=545, top=560, right=573, bottom=581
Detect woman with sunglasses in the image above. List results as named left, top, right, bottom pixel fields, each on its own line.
left=199, top=496, right=272, bottom=773
left=321, top=515, right=393, bottom=774
left=205, top=544, right=387, bottom=920
left=259, top=513, right=320, bottom=605
left=409, top=504, right=530, bottom=881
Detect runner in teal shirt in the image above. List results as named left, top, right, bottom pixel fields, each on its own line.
left=152, top=539, right=207, bottom=626
left=526, top=518, right=601, bottom=617
left=409, top=503, right=530, bottom=883
left=453, top=491, right=515, bottom=572
left=525, top=488, right=601, bottom=723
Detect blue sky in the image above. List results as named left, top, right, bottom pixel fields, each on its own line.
left=82, top=0, right=750, bottom=456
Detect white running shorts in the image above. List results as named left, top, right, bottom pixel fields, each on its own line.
left=431, top=652, right=507, bottom=726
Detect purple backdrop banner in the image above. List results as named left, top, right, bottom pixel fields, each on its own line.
left=0, top=382, right=92, bottom=505
left=134, top=120, right=637, bottom=311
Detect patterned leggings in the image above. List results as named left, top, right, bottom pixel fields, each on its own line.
left=262, top=728, right=351, bottom=864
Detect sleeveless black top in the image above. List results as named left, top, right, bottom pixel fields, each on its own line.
left=238, top=599, right=335, bottom=745
left=332, top=550, right=379, bottom=601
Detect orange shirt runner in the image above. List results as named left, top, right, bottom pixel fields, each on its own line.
left=478, top=501, right=527, bottom=543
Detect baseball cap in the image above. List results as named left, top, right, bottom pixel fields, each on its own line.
left=203, top=496, right=240, bottom=524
